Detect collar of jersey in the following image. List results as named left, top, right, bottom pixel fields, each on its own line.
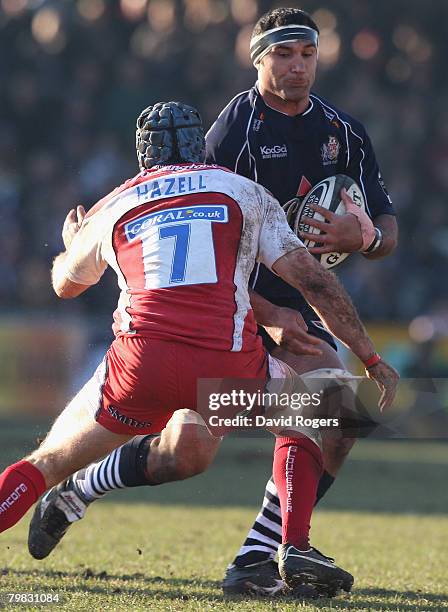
left=253, top=82, right=314, bottom=119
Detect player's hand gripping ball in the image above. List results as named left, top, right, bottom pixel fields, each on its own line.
left=283, top=175, right=369, bottom=269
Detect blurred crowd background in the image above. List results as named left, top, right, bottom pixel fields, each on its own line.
left=1, top=0, right=448, bottom=415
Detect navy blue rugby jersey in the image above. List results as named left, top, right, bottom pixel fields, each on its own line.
left=205, top=84, right=395, bottom=302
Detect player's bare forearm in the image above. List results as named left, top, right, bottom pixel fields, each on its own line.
left=363, top=214, right=398, bottom=260
left=273, top=248, right=375, bottom=361
left=51, top=205, right=91, bottom=299
left=51, top=252, right=90, bottom=299
left=52, top=252, right=68, bottom=297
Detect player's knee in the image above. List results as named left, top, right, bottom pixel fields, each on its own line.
left=148, top=410, right=220, bottom=483
left=172, top=432, right=217, bottom=479
left=322, top=436, right=355, bottom=474
left=168, top=409, right=207, bottom=429
left=149, top=443, right=211, bottom=482
left=174, top=454, right=207, bottom=480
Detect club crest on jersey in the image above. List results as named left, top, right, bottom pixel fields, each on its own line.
left=321, top=136, right=340, bottom=166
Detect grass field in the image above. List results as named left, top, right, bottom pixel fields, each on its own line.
left=1, top=424, right=447, bottom=611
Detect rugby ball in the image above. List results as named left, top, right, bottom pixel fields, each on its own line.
left=291, top=175, right=366, bottom=269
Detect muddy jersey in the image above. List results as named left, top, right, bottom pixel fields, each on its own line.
left=62, top=163, right=303, bottom=352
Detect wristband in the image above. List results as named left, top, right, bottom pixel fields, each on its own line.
left=363, top=353, right=382, bottom=369
left=363, top=227, right=383, bottom=253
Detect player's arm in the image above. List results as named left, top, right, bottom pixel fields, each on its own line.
left=249, top=289, right=322, bottom=356
left=258, top=187, right=375, bottom=357
left=273, top=248, right=373, bottom=358
left=51, top=205, right=106, bottom=299
left=344, top=124, right=397, bottom=259
left=273, top=247, right=398, bottom=409
left=362, top=213, right=398, bottom=260
left=52, top=252, right=91, bottom=299
left=52, top=206, right=90, bottom=299
left=257, top=189, right=398, bottom=409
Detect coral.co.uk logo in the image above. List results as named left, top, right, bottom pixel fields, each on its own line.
left=260, top=144, right=288, bottom=159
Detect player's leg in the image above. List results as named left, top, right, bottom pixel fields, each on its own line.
left=223, top=340, right=358, bottom=596
left=0, top=393, right=131, bottom=534
left=222, top=425, right=328, bottom=599
left=63, top=408, right=220, bottom=492
left=28, top=409, right=221, bottom=559
left=225, top=342, right=344, bottom=567
left=223, top=357, right=353, bottom=598
left=258, top=358, right=354, bottom=595
left=29, top=336, right=238, bottom=559
left=277, top=327, right=356, bottom=478
left=143, top=410, right=221, bottom=483
left=66, top=409, right=219, bottom=504
left=271, top=428, right=353, bottom=595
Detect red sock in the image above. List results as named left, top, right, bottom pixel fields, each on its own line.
left=273, top=436, right=323, bottom=550
left=0, top=460, right=47, bottom=533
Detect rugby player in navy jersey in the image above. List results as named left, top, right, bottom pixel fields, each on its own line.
left=25, top=8, right=398, bottom=598
left=204, top=7, right=398, bottom=595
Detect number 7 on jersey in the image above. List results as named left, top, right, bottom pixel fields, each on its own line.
left=124, top=204, right=229, bottom=289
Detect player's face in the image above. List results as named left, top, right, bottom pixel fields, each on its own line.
left=257, top=41, right=317, bottom=114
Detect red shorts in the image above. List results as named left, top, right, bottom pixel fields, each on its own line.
left=80, top=336, right=268, bottom=435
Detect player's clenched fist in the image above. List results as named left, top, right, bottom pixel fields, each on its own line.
left=62, top=205, right=86, bottom=250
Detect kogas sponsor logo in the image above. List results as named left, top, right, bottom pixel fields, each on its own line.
left=125, top=205, right=228, bottom=241
left=135, top=173, right=207, bottom=202
left=260, top=144, right=288, bottom=159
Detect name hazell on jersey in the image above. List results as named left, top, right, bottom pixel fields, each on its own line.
left=135, top=173, right=207, bottom=202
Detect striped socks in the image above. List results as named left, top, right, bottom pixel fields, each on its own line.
left=70, top=435, right=155, bottom=503
left=71, top=446, right=126, bottom=502
left=232, top=468, right=335, bottom=567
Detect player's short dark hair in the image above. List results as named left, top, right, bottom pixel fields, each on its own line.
left=252, top=7, right=319, bottom=39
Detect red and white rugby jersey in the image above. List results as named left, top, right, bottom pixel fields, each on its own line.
left=63, top=164, right=303, bottom=352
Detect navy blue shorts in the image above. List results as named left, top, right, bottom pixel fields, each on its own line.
left=258, top=297, right=337, bottom=353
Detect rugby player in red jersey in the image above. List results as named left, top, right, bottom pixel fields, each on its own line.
left=29, top=8, right=399, bottom=597
left=2, top=101, right=398, bottom=594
